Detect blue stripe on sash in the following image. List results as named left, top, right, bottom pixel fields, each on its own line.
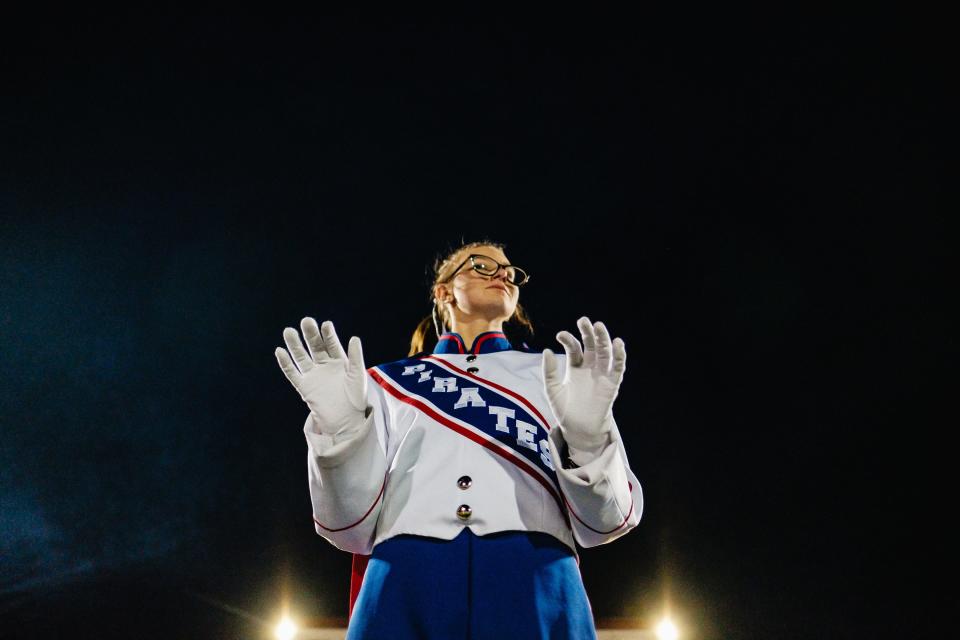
left=375, top=358, right=560, bottom=488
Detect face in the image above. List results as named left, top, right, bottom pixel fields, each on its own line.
left=434, top=245, right=520, bottom=323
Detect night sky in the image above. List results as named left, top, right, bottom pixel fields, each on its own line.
left=1, top=15, right=947, bottom=640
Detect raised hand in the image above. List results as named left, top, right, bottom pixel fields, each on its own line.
left=542, top=316, right=627, bottom=452
left=275, top=318, right=368, bottom=435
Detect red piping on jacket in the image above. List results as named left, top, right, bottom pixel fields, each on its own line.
left=421, top=355, right=553, bottom=431
left=369, top=368, right=570, bottom=528
left=470, top=332, right=506, bottom=354
left=313, top=474, right=387, bottom=532
left=561, top=481, right=636, bottom=535
left=437, top=334, right=466, bottom=353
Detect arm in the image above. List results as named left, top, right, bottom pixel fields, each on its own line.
left=542, top=316, right=644, bottom=547
left=548, top=413, right=643, bottom=547
left=276, top=318, right=389, bottom=554
left=304, top=370, right=389, bottom=554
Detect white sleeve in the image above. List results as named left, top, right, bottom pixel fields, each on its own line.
left=303, top=368, right=389, bottom=554
left=547, top=413, right=643, bottom=548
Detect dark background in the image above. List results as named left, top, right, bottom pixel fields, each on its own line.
left=0, top=14, right=947, bottom=640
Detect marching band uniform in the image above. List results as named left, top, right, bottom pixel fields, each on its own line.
left=303, top=330, right=643, bottom=639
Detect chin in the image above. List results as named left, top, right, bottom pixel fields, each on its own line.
left=470, top=301, right=515, bottom=319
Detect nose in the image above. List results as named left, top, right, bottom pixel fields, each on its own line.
left=490, top=269, right=510, bottom=285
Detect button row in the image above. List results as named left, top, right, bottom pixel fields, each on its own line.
left=456, top=475, right=473, bottom=520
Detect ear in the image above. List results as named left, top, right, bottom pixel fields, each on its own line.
left=433, top=283, right=448, bottom=303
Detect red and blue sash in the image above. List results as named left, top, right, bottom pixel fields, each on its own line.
left=369, top=355, right=567, bottom=519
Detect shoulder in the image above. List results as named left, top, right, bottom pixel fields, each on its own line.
left=366, top=354, right=426, bottom=375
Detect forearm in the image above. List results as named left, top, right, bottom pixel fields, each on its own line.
left=549, top=415, right=643, bottom=547
left=304, top=407, right=388, bottom=554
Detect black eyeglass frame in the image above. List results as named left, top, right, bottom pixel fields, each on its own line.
left=442, top=254, right=531, bottom=286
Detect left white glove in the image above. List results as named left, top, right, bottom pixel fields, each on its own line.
left=542, top=316, right=627, bottom=452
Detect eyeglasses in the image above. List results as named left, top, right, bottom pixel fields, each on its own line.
left=443, top=254, right=530, bottom=286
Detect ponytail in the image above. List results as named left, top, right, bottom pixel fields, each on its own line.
left=408, top=313, right=436, bottom=357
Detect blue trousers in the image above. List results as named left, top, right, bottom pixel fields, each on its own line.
left=346, top=528, right=597, bottom=639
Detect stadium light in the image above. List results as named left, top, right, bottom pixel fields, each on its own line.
left=656, top=617, right=679, bottom=640
left=275, top=615, right=298, bottom=640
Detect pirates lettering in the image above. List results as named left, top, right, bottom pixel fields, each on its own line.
left=432, top=377, right=458, bottom=393
left=515, top=419, right=538, bottom=451
left=454, top=387, right=486, bottom=409
left=488, top=406, right=515, bottom=433
left=376, top=358, right=558, bottom=489
left=539, top=439, right=555, bottom=471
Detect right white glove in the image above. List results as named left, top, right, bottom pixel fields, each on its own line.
left=275, top=318, right=368, bottom=436
left=542, top=316, right=626, bottom=453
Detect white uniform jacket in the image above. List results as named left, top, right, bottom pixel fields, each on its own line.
left=304, top=330, right=643, bottom=556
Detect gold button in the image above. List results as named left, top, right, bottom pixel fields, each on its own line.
left=457, top=475, right=472, bottom=490
left=467, top=367, right=479, bottom=374
left=456, top=504, right=472, bottom=520
left=466, top=354, right=477, bottom=362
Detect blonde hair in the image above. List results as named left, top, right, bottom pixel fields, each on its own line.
left=408, top=240, right=534, bottom=356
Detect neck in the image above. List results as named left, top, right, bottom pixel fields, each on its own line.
left=446, top=317, right=505, bottom=352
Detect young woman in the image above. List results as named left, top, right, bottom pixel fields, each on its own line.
left=276, top=240, right=643, bottom=639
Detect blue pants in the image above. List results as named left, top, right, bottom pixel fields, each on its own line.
left=346, top=529, right=597, bottom=639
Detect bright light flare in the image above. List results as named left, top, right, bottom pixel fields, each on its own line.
left=275, top=616, right=298, bottom=640
left=656, top=617, right=679, bottom=640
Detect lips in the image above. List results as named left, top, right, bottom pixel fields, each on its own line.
left=487, top=285, right=508, bottom=293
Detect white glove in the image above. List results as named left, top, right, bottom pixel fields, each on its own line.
left=275, top=318, right=368, bottom=436
left=542, top=316, right=627, bottom=452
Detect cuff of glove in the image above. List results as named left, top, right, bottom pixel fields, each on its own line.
left=557, top=414, right=614, bottom=456
left=548, top=424, right=619, bottom=484
left=567, top=439, right=612, bottom=467
left=305, top=406, right=370, bottom=439
left=303, top=406, right=374, bottom=467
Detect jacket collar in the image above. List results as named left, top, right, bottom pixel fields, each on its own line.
left=434, top=331, right=513, bottom=355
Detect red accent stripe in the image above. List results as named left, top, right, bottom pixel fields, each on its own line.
left=370, top=368, right=569, bottom=525
left=313, top=474, right=387, bottom=533
left=471, top=332, right=506, bottom=354
left=560, top=485, right=635, bottom=535
left=438, top=334, right=465, bottom=353
left=422, top=355, right=553, bottom=431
